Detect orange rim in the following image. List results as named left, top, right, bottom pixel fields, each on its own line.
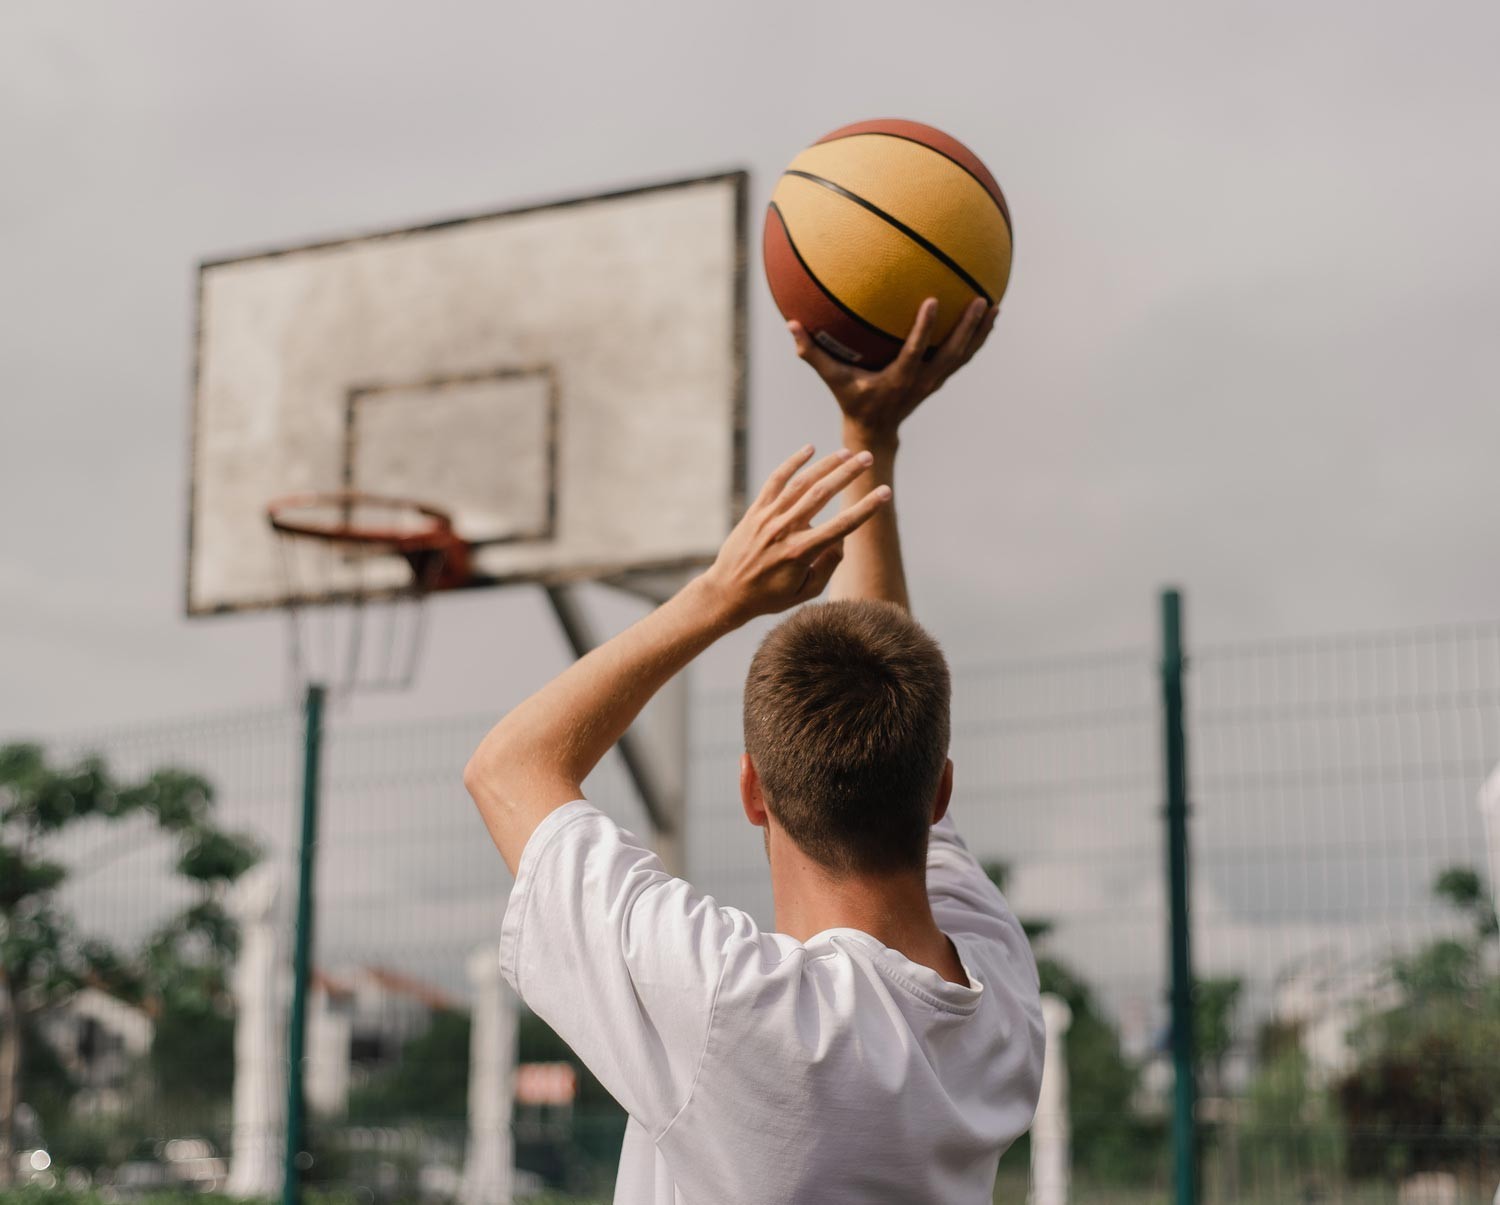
left=266, top=490, right=454, bottom=551
left=265, top=490, right=471, bottom=590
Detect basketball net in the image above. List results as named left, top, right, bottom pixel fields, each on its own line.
left=266, top=491, right=471, bottom=696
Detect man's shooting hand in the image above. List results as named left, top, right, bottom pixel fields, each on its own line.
left=701, top=445, right=892, bottom=624
left=788, top=296, right=998, bottom=447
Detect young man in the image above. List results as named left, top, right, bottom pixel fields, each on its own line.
left=465, top=297, right=1044, bottom=1203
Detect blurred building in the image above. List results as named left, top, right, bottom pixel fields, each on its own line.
left=305, top=964, right=458, bottom=1117
left=39, top=986, right=153, bottom=1113
left=307, top=971, right=355, bottom=1117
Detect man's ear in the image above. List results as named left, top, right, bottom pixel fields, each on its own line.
left=932, top=758, right=954, bottom=825
left=740, top=754, right=768, bottom=828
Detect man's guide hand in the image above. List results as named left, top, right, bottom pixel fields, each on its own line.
left=788, top=297, right=998, bottom=447
left=702, top=446, right=892, bottom=624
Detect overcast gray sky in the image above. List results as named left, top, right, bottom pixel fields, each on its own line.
left=4, top=0, right=1499, bottom=739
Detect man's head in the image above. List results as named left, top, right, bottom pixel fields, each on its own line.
left=741, top=599, right=951, bottom=876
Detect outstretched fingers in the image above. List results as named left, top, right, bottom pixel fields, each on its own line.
left=781, top=449, right=874, bottom=526
left=798, top=483, right=892, bottom=555
left=754, top=444, right=817, bottom=509
left=774, top=448, right=858, bottom=514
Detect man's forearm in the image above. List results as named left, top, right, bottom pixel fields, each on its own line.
left=828, top=425, right=909, bottom=611
left=791, top=295, right=993, bottom=614
left=465, top=575, right=738, bottom=872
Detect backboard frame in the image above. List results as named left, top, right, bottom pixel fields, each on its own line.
left=185, top=169, right=750, bottom=618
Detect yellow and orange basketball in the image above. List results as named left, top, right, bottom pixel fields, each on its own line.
left=765, top=119, right=1012, bottom=368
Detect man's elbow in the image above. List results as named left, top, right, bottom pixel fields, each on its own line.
left=462, top=753, right=486, bottom=802
left=465, top=725, right=582, bottom=819
left=463, top=739, right=511, bottom=807
left=464, top=729, right=542, bottom=808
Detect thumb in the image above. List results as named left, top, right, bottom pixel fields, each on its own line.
left=788, top=321, right=850, bottom=384
left=797, top=543, right=845, bottom=602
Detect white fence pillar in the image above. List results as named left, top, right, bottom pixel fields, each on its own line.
left=461, top=944, right=518, bottom=1205
left=225, top=864, right=286, bottom=1198
left=1481, top=765, right=1500, bottom=929
left=1030, top=993, right=1073, bottom=1205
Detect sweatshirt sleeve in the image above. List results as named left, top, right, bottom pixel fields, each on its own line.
left=499, top=801, right=748, bottom=1135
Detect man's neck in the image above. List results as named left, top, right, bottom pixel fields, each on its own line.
left=774, top=866, right=934, bottom=943
left=768, top=835, right=967, bottom=986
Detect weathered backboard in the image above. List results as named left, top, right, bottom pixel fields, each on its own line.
left=187, top=172, right=747, bottom=615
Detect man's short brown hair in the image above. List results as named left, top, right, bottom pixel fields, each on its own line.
left=742, top=599, right=951, bottom=875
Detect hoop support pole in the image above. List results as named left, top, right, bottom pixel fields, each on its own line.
left=283, top=682, right=325, bottom=1205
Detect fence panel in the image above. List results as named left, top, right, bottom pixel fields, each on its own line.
left=31, top=705, right=651, bottom=1200
left=1191, top=623, right=1500, bottom=1202
left=15, top=616, right=1500, bottom=1202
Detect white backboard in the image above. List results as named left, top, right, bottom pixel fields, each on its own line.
left=187, top=172, right=747, bottom=615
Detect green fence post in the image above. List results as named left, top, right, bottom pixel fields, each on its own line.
left=1160, top=589, right=1198, bottom=1204
left=284, top=682, right=325, bottom=1205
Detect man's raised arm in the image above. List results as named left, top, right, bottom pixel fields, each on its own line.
left=789, top=295, right=1002, bottom=909
left=788, top=296, right=998, bottom=611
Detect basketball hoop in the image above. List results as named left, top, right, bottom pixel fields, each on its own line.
left=265, top=491, right=472, bottom=695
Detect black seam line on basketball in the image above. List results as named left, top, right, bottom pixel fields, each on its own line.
left=768, top=202, right=904, bottom=347
left=783, top=171, right=994, bottom=305
left=815, top=132, right=1011, bottom=233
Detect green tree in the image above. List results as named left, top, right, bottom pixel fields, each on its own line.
left=1194, top=976, right=1243, bottom=1098
left=1433, top=866, right=1498, bottom=941
left=347, top=1008, right=473, bottom=1124
left=1338, top=864, right=1500, bottom=1177
left=1239, top=1028, right=1343, bottom=1184
left=141, top=827, right=259, bottom=1120
left=1191, top=976, right=1244, bottom=1195
left=0, top=744, right=257, bottom=1182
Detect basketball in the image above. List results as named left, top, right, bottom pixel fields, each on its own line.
left=764, top=118, right=1012, bottom=369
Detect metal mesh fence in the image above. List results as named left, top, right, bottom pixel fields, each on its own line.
left=27, top=705, right=652, bottom=1200
left=8, top=615, right=1500, bottom=1202
left=1189, top=624, right=1500, bottom=1203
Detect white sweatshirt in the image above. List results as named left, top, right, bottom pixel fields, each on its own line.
left=499, top=801, right=1045, bottom=1204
